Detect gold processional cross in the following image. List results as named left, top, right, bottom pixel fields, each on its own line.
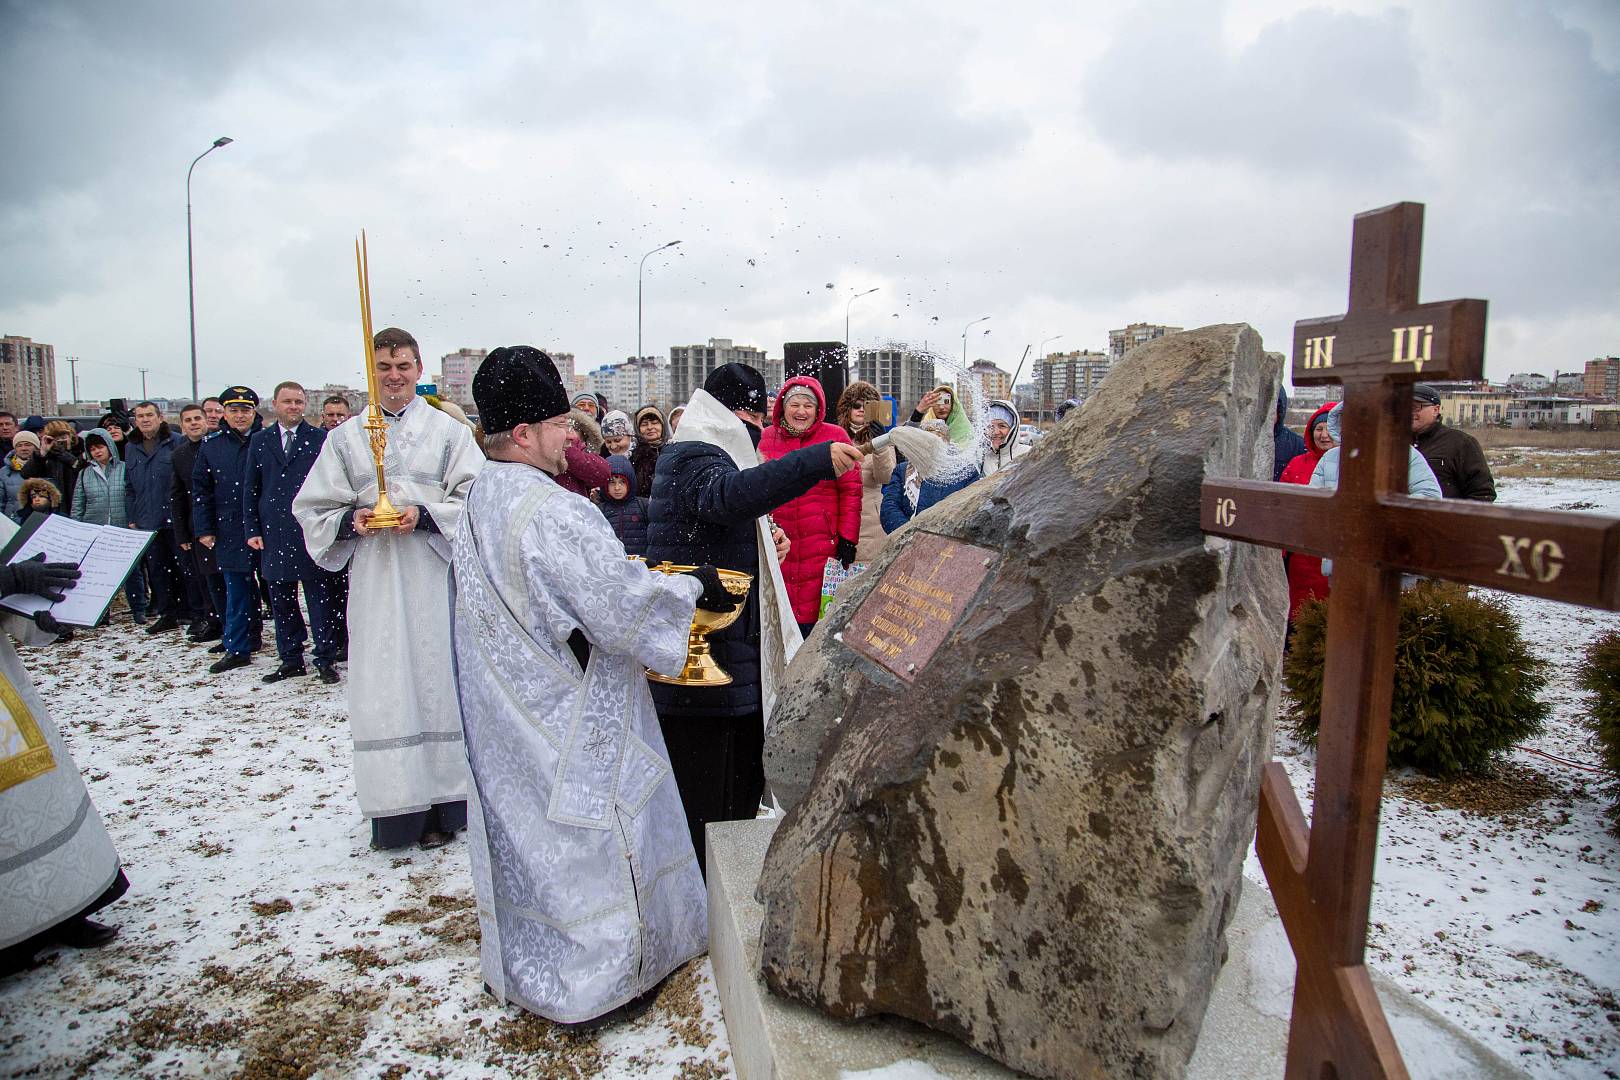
left=1201, top=201, right=1620, bottom=1078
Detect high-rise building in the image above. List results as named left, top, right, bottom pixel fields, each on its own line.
left=545, top=351, right=577, bottom=387
left=1036, top=350, right=1112, bottom=411
left=1584, top=357, right=1620, bottom=402
left=667, top=339, right=771, bottom=406
left=965, top=361, right=1012, bottom=404
left=1108, top=322, right=1183, bottom=360
left=437, top=347, right=486, bottom=406
left=588, top=357, right=669, bottom=411
left=855, top=347, right=936, bottom=419
left=0, top=335, right=58, bottom=415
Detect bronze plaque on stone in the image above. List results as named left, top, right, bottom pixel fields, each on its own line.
left=846, top=532, right=995, bottom=683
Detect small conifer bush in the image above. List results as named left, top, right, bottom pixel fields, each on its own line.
left=1576, top=631, right=1620, bottom=837
left=1283, top=581, right=1548, bottom=777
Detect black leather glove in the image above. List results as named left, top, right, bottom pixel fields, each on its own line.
left=836, top=537, right=858, bottom=570
left=684, top=565, right=739, bottom=613
left=0, top=553, right=81, bottom=602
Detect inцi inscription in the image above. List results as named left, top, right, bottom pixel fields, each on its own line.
left=845, top=531, right=993, bottom=682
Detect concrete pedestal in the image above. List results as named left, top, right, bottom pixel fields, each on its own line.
left=708, top=817, right=1519, bottom=1080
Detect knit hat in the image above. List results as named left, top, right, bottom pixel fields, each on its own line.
left=20, top=416, right=45, bottom=434
left=600, top=410, right=632, bottom=439
left=12, top=431, right=40, bottom=450
left=474, top=346, right=570, bottom=434
left=986, top=401, right=1018, bottom=429
left=703, top=363, right=768, bottom=413
left=572, top=391, right=598, bottom=411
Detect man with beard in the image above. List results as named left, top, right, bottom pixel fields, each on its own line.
left=645, top=363, right=862, bottom=868
left=294, top=327, right=483, bottom=851
left=451, top=346, right=731, bottom=1027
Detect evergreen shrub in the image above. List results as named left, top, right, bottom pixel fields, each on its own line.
left=1283, top=581, right=1548, bottom=777
left=1576, top=631, right=1620, bottom=837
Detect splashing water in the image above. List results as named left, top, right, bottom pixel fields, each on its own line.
left=875, top=426, right=979, bottom=484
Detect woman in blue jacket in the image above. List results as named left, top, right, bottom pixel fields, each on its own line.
left=879, top=419, right=979, bottom=533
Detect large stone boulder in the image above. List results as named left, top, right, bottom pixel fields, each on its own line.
left=756, top=324, right=1288, bottom=1079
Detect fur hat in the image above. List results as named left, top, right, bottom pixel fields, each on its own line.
left=18, top=477, right=61, bottom=508
left=473, top=346, right=570, bottom=434
left=570, top=408, right=603, bottom=453
left=703, top=363, right=767, bottom=413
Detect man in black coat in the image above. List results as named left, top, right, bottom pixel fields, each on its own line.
left=1410, top=383, right=1496, bottom=501
left=170, top=404, right=221, bottom=641
left=125, top=401, right=187, bottom=635
left=245, top=381, right=345, bottom=685
left=646, top=363, right=863, bottom=868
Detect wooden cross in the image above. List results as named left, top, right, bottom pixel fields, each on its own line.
left=1201, top=202, right=1620, bottom=1078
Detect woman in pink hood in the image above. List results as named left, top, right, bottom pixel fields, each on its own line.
left=757, top=375, right=862, bottom=637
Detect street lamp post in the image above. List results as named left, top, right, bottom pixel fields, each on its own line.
left=1037, top=333, right=1064, bottom=423
left=845, top=287, right=879, bottom=371
left=637, top=240, right=681, bottom=406
left=187, top=136, right=233, bottom=403
left=961, top=315, right=991, bottom=371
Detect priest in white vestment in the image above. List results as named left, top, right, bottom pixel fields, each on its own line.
left=451, top=346, right=732, bottom=1026
left=293, top=327, right=484, bottom=850
left=0, top=526, right=128, bottom=975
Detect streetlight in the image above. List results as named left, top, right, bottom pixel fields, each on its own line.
left=637, top=240, right=681, bottom=406
left=961, top=316, right=991, bottom=371
left=845, top=287, right=879, bottom=370
left=187, top=136, right=233, bottom=402
left=1037, top=333, right=1064, bottom=423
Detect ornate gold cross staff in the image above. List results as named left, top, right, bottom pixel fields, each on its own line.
left=355, top=231, right=404, bottom=531
left=1202, top=202, right=1620, bottom=1078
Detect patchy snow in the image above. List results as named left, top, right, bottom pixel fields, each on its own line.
left=0, top=631, right=732, bottom=1078
left=3, top=474, right=1617, bottom=1077
left=1248, top=475, right=1620, bottom=1077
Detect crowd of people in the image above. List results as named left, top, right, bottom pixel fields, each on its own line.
left=3, top=343, right=1498, bottom=1031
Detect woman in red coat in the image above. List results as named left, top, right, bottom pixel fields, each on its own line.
left=1279, top=402, right=1337, bottom=625
left=758, top=376, right=862, bottom=638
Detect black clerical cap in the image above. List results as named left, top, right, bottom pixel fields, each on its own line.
left=474, top=346, right=571, bottom=434
left=704, top=362, right=767, bottom=413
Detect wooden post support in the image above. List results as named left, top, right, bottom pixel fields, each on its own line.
left=1202, top=202, right=1620, bottom=1079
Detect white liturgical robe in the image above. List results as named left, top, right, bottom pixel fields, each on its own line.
left=0, top=515, right=124, bottom=952
left=292, top=401, right=483, bottom=821
left=450, top=460, right=708, bottom=1023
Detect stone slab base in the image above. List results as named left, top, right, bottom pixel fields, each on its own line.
left=708, top=817, right=1520, bottom=1080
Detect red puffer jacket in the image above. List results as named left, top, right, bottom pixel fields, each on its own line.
left=758, top=376, right=862, bottom=624
left=1279, top=402, right=1336, bottom=620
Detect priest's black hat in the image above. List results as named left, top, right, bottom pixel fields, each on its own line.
left=474, top=346, right=571, bottom=434
left=704, top=362, right=767, bottom=413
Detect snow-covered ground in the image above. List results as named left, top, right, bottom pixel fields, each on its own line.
left=1250, top=474, right=1620, bottom=1077
left=2, top=474, right=1617, bottom=1078
left=0, top=631, right=731, bottom=1078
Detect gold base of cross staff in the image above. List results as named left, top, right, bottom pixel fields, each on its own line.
left=355, top=230, right=404, bottom=531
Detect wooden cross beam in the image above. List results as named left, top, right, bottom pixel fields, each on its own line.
left=1201, top=202, right=1620, bottom=1079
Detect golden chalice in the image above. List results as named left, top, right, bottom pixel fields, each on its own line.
left=643, top=563, right=753, bottom=686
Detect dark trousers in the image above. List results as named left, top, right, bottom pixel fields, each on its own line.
left=371, top=801, right=468, bottom=849
left=332, top=568, right=350, bottom=657
left=267, top=571, right=345, bottom=667
left=179, top=543, right=214, bottom=621
left=142, top=531, right=185, bottom=618
left=658, top=710, right=766, bottom=876
left=220, top=571, right=264, bottom=657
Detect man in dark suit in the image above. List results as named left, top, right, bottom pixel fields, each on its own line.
left=245, top=381, right=345, bottom=685
left=170, top=403, right=221, bottom=642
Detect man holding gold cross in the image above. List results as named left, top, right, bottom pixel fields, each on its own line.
left=449, top=346, right=739, bottom=1026
left=294, top=327, right=484, bottom=851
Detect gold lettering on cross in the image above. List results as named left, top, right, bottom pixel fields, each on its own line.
left=1302, top=335, right=1335, bottom=370
left=1496, top=536, right=1565, bottom=584
left=1214, top=498, right=1237, bottom=528
left=1390, top=325, right=1434, bottom=372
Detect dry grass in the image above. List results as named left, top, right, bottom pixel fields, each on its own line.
left=1467, top=428, right=1620, bottom=449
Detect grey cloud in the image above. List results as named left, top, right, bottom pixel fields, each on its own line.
left=1082, top=4, right=1420, bottom=175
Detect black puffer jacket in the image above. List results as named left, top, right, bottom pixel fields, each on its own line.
left=645, top=438, right=835, bottom=717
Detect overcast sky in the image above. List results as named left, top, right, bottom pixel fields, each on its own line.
left=2, top=0, right=1616, bottom=405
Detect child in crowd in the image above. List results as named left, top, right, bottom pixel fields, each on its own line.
left=598, top=455, right=649, bottom=557
left=18, top=477, right=62, bottom=518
